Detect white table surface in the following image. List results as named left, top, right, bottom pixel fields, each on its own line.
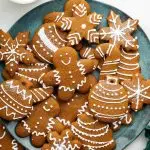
left=0, top=0, right=149, bottom=149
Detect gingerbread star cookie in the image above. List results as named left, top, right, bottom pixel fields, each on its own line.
left=121, top=74, right=150, bottom=111
left=39, top=47, right=98, bottom=101
left=56, top=11, right=102, bottom=45
left=42, top=129, right=81, bottom=150
left=32, top=23, right=67, bottom=64
left=44, top=0, right=91, bottom=23
left=0, top=79, right=53, bottom=121
left=99, top=10, right=139, bottom=51
left=71, top=111, right=116, bottom=150
left=16, top=97, right=60, bottom=147
left=88, top=76, right=132, bottom=129
left=0, top=30, right=36, bottom=76
left=0, top=123, right=23, bottom=150
left=117, top=48, right=140, bottom=81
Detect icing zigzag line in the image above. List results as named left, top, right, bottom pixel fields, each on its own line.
left=47, top=118, right=56, bottom=131
left=77, top=62, right=86, bottom=75
left=6, top=80, right=32, bottom=102
left=56, top=117, right=71, bottom=126
left=78, top=102, right=88, bottom=115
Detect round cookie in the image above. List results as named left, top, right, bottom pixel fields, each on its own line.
left=0, top=30, right=36, bottom=76
left=39, top=47, right=98, bottom=101
left=121, top=74, right=150, bottom=111
left=0, top=123, right=23, bottom=150
left=42, top=129, right=81, bottom=150
left=117, top=49, right=140, bottom=81
left=3, top=63, right=51, bottom=88
left=0, top=79, right=53, bottom=121
left=16, top=97, right=60, bottom=148
left=32, top=23, right=68, bottom=64
left=88, top=76, right=132, bottom=128
left=71, top=111, right=116, bottom=150
left=0, top=80, right=33, bottom=120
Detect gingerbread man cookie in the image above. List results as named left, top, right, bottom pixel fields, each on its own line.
left=99, top=10, right=139, bottom=51
left=56, top=11, right=102, bottom=45
left=44, top=0, right=91, bottom=23
left=94, top=43, right=120, bottom=80
left=16, top=97, right=60, bottom=147
left=40, top=47, right=98, bottom=101
left=71, top=111, right=116, bottom=150
left=42, top=129, right=81, bottom=150
left=56, top=94, right=89, bottom=127
left=117, top=49, right=140, bottom=81
left=0, top=79, right=53, bottom=121
left=0, top=30, right=36, bottom=76
left=88, top=76, right=132, bottom=128
left=121, top=74, right=150, bottom=111
left=3, top=63, right=51, bottom=88
left=0, top=122, right=23, bottom=150
left=32, top=23, right=67, bottom=64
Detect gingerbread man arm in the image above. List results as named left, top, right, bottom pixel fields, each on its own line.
left=44, top=12, right=65, bottom=23
left=77, top=59, right=98, bottom=74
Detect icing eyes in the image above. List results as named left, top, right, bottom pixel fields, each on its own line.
left=66, top=53, right=68, bottom=55
left=60, top=55, right=62, bottom=57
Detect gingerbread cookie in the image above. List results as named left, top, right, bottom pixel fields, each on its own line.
left=44, top=0, right=91, bottom=23
left=71, top=111, right=116, bottom=150
left=40, top=47, right=98, bottom=101
left=121, top=74, right=150, bottom=111
left=94, top=43, right=120, bottom=80
left=0, top=79, right=53, bottom=121
left=88, top=76, right=132, bottom=128
left=117, top=49, right=140, bottom=81
left=0, top=123, right=23, bottom=150
left=32, top=23, right=67, bottom=64
left=56, top=94, right=88, bottom=127
left=56, top=12, right=102, bottom=45
left=99, top=10, right=139, bottom=51
left=0, top=30, right=36, bottom=76
left=42, top=129, right=81, bottom=150
left=3, top=63, right=51, bottom=88
left=16, top=97, right=60, bottom=147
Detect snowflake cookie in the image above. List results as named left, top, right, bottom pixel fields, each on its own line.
left=99, top=10, right=139, bottom=51
left=88, top=75, right=132, bottom=130
left=16, top=97, right=60, bottom=147
left=42, top=129, right=81, bottom=150
left=32, top=23, right=67, bottom=64
left=0, top=123, right=23, bottom=150
left=0, top=79, right=53, bottom=121
left=56, top=10, right=102, bottom=45
left=0, top=30, right=36, bottom=76
left=121, top=74, right=150, bottom=111
left=40, top=47, right=98, bottom=101
left=71, top=111, right=116, bottom=150
left=44, top=0, right=91, bottom=23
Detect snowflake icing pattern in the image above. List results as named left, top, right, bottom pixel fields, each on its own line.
left=0, top=30, right=36, bottom=76
left=99, top=11, right=139, bottom=51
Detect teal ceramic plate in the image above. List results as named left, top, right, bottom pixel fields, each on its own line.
left=1, top=0, right=150, bottom=150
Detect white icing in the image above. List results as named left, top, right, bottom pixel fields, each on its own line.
left=59, top=86, right=74, bottom=92
left=61, top=57, right=71, bottom=65
left=38, top=27, right=58, bottom=52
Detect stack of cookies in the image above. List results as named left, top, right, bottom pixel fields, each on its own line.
left=0, top=0, right=150, bottom=149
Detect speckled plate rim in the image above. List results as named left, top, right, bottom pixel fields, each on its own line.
left=1, top=0, right=150, bottom=150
